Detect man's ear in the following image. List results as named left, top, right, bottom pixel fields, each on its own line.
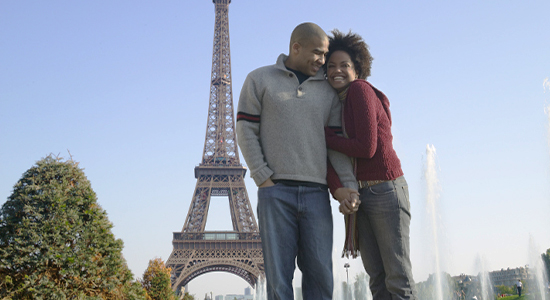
left=291, top=42, right=301, bottom=55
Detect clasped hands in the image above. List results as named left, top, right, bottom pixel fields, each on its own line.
left=260, top=179, right=360, bottom=214
left=334, top=187, right=360, bottom=215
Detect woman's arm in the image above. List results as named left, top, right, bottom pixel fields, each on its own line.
left=325, top=81, right=379, bottom=158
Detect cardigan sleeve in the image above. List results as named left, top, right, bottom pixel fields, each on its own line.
left=325, top=80, right=379, bottom=158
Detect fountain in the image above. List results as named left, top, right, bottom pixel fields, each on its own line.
left=253, top=276, right=266, bottom=300
left=528, top=236, right=549, bottom=300
left=352, top=272, right=372, bottom=300
left=332, top=259, right=371, bottom=300
left=424, top=144, right=451, bottom=300
left=474, top=255, right=495, bottom=300
left=424, top=145, right=447, bottom=300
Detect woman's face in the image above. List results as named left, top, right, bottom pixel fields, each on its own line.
left=326, top=50, right=357, bottom=92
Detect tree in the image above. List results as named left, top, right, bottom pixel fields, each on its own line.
left=181, top=292, right=195, bottom=300
left=141, top=258, right=177, bottom=300
left=495, top=285, right=515, bottom=296
left=542, top=248, right=550, bottom=281
left=0, top=155, right=146, bottom=299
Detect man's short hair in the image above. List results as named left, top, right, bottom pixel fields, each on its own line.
left=289, top=22, right=327, bottom=51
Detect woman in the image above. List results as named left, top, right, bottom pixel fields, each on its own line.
left=325, top=30, right=418, bottom=300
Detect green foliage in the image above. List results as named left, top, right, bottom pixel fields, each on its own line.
left=181, top=292, right=195, bottom=300
left=496, top=284, right=516, bottom=295
left=141, top=258, right=177, bottom=300
left=543, top=248, right=550, bottom=281
left=499, top=296, right=529, bottom=300
left=0, top=155, right=146, bottom=299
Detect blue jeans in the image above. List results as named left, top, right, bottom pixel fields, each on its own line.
left=356, top=176, right=417, bottom=300
left=257, top=183, right=333, bottom=300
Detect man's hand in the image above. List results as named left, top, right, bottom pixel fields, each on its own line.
left=334, top=187, right=360, bottom=215
left=259, top=178, right=275, bottom=188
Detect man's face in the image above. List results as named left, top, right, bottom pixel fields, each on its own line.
left=294, top=36, right=329, bottom=76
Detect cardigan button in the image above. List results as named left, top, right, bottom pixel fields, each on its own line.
left=288, top=73, right=293, bottom=77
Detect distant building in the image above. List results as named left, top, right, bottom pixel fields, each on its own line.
left=224, top=294, right=253, bottom=300
left=245, top=287, right=251, bottom=295
left=215, top=296, right=224, bottom=300
left=490, top=266, right=529, bottom=287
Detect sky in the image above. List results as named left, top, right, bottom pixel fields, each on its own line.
left=1, top=0, right=550, bottom=298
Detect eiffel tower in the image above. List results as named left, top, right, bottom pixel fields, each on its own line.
left=166, top=0, right=264, bottom=293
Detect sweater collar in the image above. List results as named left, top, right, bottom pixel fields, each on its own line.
left=276, top=54, right=326, bottom=81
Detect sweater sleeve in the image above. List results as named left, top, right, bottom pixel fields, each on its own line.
left=236, top=73, right=274, bottom=186
left=325, top=81, right=378, bottom=158
left=326, top=94, right=358, bottom=191
left=326, top=159, right=342, bottom=198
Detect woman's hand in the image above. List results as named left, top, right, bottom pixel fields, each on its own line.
left=334, top=187, right=360, bottom=215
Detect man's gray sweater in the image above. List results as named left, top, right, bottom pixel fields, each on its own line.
left=236, top=54, right=357, bottom=190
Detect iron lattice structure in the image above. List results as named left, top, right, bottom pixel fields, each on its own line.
left=166, top=0, right=264, bottom=292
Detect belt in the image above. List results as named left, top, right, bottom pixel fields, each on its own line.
left=358, top=179, right=389, bottom=189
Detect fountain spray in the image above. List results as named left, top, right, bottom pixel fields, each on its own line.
left=424, top=144, right=446, bottom=300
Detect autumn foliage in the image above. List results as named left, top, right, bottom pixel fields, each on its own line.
left=141, top=258, right=178, bottom=300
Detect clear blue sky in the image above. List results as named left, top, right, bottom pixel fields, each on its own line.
left=1, top=0, right=550, bottom=298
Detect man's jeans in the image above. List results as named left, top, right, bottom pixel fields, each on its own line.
left=356, top=176, right=417, bottom=300
left=257, top=183, right=333, bottom=300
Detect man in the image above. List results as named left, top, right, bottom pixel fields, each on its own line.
left=517, top=279, right=522, bottom=297
left=236, top=22, right=358, bottom=300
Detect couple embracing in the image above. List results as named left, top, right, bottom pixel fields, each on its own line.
left=236, top=22, right=417, bottom=300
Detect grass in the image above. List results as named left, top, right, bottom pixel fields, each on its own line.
left=499, top=295, right=529, bottom=300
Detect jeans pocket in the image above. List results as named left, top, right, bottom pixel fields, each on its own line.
left=316, top=185, right=329, bottom=192
left=257, top=183, right=280, bottom=198
left=368, top=181, right=394, bottom=195
left=398, top=185, right=411, bottom=217
left=258, top=182, right=280, bottom=189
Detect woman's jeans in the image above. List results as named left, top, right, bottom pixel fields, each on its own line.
left=357, top=176, right=418, bottom=300
left=257, top=183, right=333, bottom=300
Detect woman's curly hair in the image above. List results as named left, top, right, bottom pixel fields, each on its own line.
left=325, top=29, right=373, bottom=80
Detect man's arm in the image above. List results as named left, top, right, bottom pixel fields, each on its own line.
left=236, top=73, right=274, bottom=186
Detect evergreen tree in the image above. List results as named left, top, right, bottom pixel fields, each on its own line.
left=0, top=155, right=146, bottom=299
left=141, top=258, right=177, bottom=300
